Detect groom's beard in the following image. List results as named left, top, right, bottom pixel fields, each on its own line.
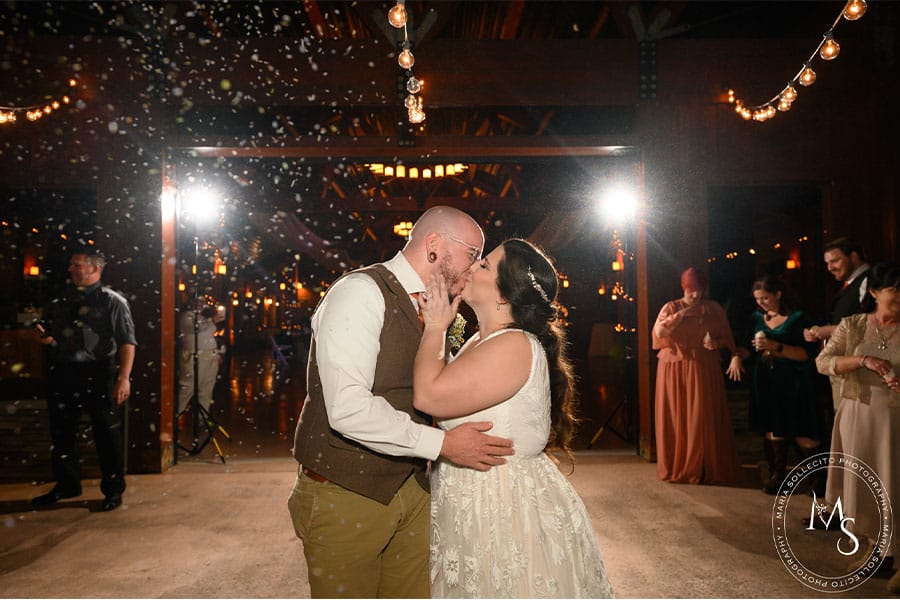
left=439, top=256, right=465, bottom=300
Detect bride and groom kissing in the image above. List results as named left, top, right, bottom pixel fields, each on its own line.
left=288, top=206, right=613, bottom=598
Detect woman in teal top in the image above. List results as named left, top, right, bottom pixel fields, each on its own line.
left=748, top=276, right=826, bottom=494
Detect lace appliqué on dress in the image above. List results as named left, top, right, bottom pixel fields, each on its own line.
left=429, top=330, right=614, bottom=598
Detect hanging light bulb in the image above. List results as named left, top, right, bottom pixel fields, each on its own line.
left=408, top=108, right=426, bottom=124
left=820, top=32, right=840, bottom=60
left=406, top=76, right=422, bottom=94
left=409, top=97, right=426, bottom=123
left=777, top=98, right=793, bottom=112
left=781, top=83, right=798, bottom=102
left=398, top=47, right=415, bottom=69
left=842, top=0, right=867, bottom=21
left=404, top=94, right=418, bottom=109
left=799, top=63, right=817, bottom=86
left=388, top=1, right=407, bottom=28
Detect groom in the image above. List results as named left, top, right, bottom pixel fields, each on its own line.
left=289, top=206, right=514, bottom=598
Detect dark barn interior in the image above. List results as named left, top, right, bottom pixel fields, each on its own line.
left=0, top=2, right=898, bottom=595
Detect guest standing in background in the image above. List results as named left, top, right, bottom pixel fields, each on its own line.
left=652, top=267, right=744, bottom=485
left=804, top=237, right=873, bottom=412
left=816, top=262, right=900, bottom=594
left=745, top=276, right=825, bottom=494
left=30, top=246, right=136, bottom=512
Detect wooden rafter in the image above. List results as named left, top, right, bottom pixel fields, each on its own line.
left=303, top=0, right=331, bottom=39
left=500, top=0, right=525, bottom=40
left=587, top=5, right=611, bottom=39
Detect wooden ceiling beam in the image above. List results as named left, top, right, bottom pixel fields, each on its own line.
left=173, top=135, right=637, bottom=160
left=263, top=195, right=528, bottom=215
left=412, top=1, right=460, bottom=43
left=302, top=0, right=332, bottom=39
left=499, top=1, right=525, bottom=40
left=587, top=5, right=611, bottom=40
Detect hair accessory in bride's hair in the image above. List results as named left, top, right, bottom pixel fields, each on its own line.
left=527, top=266, right=551, bottom=303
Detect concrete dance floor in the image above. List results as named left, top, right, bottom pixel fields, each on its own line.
left=0, top=449, right=895, bottom=598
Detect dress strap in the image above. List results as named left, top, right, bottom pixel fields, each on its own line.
left=479, top=327, right=524, bottom=344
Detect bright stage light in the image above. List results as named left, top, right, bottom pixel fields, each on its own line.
left=598, top=185, right=638, bottom=225
left=181, top=185, right=220, bottom=225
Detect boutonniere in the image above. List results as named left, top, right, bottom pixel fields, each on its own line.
left=447, top=313, right=467, bottom=352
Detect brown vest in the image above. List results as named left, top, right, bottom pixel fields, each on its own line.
left=292, top=264, right=430, bottom=505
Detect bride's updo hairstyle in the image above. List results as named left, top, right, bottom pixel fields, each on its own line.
left=496, top=238, right=577, bottom=460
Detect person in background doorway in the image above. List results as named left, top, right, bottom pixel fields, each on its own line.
left=652, top=267, right=744, bottom=485
left=744, top=276, right=825, bottom=495
left=31, top=245, right=136, bottom=512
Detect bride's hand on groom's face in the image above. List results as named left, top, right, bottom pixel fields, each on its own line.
left=420, top=274, right=460, bottom=330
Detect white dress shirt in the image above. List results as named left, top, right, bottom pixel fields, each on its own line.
left=847, top=263, right=870, bottom=303
left=311, top=252, right=445, bottom=460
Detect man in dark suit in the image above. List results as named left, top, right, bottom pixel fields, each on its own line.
left=804, top=237, right=873, bottom=412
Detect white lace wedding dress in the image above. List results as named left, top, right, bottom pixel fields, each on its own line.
left=430, top=329, right=614, bottom=598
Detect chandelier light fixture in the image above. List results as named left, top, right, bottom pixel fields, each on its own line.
left=393, top=221, right=414, bottom=238
left=366, top=162, right=468, bottom=179
left=728, top=0, right=866, bottom=123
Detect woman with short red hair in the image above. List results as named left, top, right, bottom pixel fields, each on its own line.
left=652, top=267, right=744, bottom=484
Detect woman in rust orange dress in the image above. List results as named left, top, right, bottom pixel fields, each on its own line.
left=652, top=267, right=744, bottom=484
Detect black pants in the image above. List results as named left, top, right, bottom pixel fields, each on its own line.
left=46, top=360, right=126, bottom=497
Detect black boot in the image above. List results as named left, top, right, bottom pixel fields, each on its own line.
left=797, top=444, right=826, bottom=497
left=762, top=438, right=788, bottom=494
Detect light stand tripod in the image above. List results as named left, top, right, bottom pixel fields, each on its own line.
left=174, top=235, right=231, bottom=464
left=588, top=216, right=637, bottom=449
left=589, top=344, right=634, bottom=447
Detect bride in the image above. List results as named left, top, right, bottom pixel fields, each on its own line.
left=414, top=238, right=614, bottom=598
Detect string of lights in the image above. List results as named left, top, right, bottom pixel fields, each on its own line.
left=706, top=235, right=811, bottom=267
left=388, top=0, right=426, bottom=124
left=728, top=0, right=867, bottom=122
left=0, top=78, right=79, bottom=125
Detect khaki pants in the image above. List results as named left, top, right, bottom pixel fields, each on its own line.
left=288, top=468, right=430, bottom=598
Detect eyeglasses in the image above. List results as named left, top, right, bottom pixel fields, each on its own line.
left=442, top=233, right=482, bottom=263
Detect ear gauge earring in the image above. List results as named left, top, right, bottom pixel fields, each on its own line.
left=428, top=251, right=437, bottom=263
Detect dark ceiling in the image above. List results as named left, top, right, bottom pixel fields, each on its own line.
left=0, top=1, right=856, bottom=295
left=0, top=1, right=844, bottom=41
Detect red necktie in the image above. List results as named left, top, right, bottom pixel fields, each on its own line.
left=410, top=293, right=425, bottom=329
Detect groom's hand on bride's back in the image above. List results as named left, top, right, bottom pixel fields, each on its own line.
left=440, top=421, right=514, bottom=471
